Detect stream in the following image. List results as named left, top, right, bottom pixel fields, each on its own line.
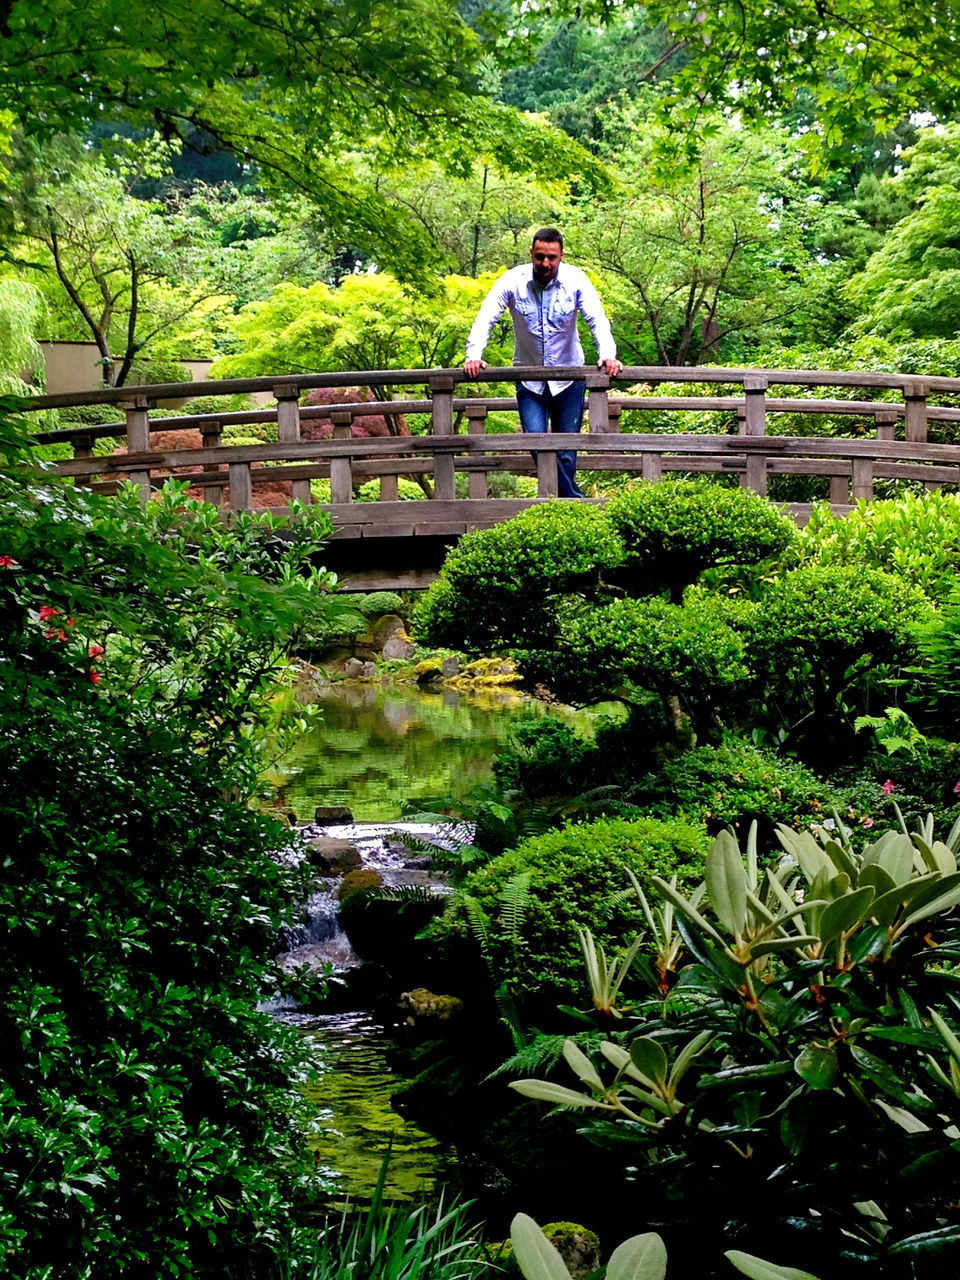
left=271, top=684, right=607, bottom=1201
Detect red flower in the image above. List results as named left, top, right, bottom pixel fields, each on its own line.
left=954, top=782, right=960, bottom=795
left=38, top=606, right=59, bottom=622
left=66, top=617, right=76, bottom=628
left=88, top=643, right=105, bottom=658
left=882, top=779, right=895, bottom=795
left=0, top=556, right=18, bottom=569
left=88, top=669, right=102, bottom=685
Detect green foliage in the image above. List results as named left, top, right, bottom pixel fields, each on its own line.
left=0, top=279, right=45, bottom=395
left=415, top=502, right=625, bottom=653
left=444, top=818, right=709, bottom=1010
left=185, top=393, right=256, bottom=416
left=521, top=594, right=747, bottom=722
left=349, top=591, right=405, bottom=619
left=0, top=466, right=348, bottom=1277
left=607, top=479, right=798, bottom=602
left=510, top=822, right=960, bottom=1273
left=801, top=492, right=960, bottom=602
left=913, top=584, right=960, bottom=732
left=744, top=565, right=932, bottom=746
left=492, top=717, right=595, bottom=797
left=631, top=737, right=831, bottom=842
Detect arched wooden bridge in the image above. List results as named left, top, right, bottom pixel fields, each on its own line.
left=24, top=364, right=960, bottom=588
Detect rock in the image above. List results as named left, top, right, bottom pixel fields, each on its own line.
left=542, top=1224, right=601, bottom=1280
left=304, top=836, right=362, bottom=875
left=337, top=868, right=383, bottom=901
left=370, top=613, right=408, bottom=650
left=382, top=635, right=414, bottom=660
left=399, top=988, right=464, bottom=1022
left=314, top=804, right=354, bottom=825
left=361, top=661, right=377, bottom=678
left=342, top=657, right=365, bottom=678
left=441, top=656, right=460, bottom=677
left=414, top=659, right=443, bottom=683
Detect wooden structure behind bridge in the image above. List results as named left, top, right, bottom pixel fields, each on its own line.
left=23, top=364, right=960, bottom=590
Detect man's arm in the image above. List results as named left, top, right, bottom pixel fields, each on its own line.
left=577, top=274, right=622, bottom=377
left=464, top=274, right=512, bottom=376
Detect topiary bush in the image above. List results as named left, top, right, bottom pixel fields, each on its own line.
left=349, top=590, right=405, bottom=618
left=445, top=817, right=709, bottom=1010
left=606, top=478, right=799, bottom=602
left=415, top=502, right=625, bottom=653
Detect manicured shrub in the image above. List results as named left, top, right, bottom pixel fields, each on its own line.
left=606, top=478, right=798, bottom=602
left=350, top=590, right=405, bottom=618
left=492, top=717, right=596, bottom=797
left=800, top=491, right=960, bottom=602
left=630, top=736, right=832, bottom=842
left=447, top=817, right=709, bottom=1009
left=517, top=594, right=748, bottom=726
left=415, top=502, right=625, bottom=653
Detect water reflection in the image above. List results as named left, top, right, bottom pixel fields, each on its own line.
left=277, top=683, right=597, bottom=822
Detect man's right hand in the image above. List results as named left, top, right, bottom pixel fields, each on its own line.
left=463, top=359, right=486, bottom=378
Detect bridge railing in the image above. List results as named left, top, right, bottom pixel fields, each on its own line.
left=21, top=365, right=960, bottom=536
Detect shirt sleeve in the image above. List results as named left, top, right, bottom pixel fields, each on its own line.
left=465, top=273, right=512, bottom=361
left=576, top=273, right=617, bottom=362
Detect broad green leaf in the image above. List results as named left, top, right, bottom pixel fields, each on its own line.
left=667, top=1030, right=713, bottom=1087
left=607, top=1233, right=667, bottom=1280
left=822, top=838, right=857, bottom=882
left=858, top=862, right=896, bottom=899
left=794, top=1042, right=839, bottom=1090
left=630, top=1038, right=668, bottom=1088
left=888, top=1224, right=960, bottom=1256
left=818, top=887, right=875, bottom=945
left=509, top=1080, right=606, bottom=1109
left=929, top=841, right=957, bottom=875
left=928, top=1008, right=960, bottom=1066
left=649, top=875, right=726, bottom=947
left=510, top=1214, right=572, bottom=1280
left=706, top=830, right=748, bottom=936
left=874, top=1099, right=931, bottom=1134
left=562, top=1040, right=603, bottom=1092
left=869, top=872, right=940, bottom=928
left=901, top=873, right=960, bottom=928
left=725, top=1250, right=822, bottom=1280
left=877, top=835, right=916, bottom=886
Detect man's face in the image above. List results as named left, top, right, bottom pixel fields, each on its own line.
left=530, top=239, right=563, bottom=285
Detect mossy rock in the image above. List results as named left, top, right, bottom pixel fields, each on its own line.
left=487, top=1222, right=600, bottom=1280
left=337, top=868, right=383, bottom=901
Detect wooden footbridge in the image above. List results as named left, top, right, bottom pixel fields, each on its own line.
left=24, top=364, right=960, bottom=589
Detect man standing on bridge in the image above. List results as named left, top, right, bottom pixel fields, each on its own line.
left=463, top=227, right=622, bottom=498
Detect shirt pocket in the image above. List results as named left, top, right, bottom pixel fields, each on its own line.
left=547, top=295, right=577, bottom=328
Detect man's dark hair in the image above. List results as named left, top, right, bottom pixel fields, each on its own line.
left=531, top=227, right=563, bottom=249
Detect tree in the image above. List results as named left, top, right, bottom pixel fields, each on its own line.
left=846, top=124, right=960, bottom=338
left=569, top=111, right=827, bottom=364
left=0, top=0, right=601, bottom=278
left=212, top=271, right=514, bottom=397
left=0, top=279, right=45, bottom=395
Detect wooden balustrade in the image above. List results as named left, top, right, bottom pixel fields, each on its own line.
left=19, top=364, right=960, bottom=537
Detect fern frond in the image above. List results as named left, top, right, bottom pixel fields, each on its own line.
left=500, top=872, right=532, bottom=945
left=486, top=1034, right=570, bottom=1080
left=462, top=894, right=492, bottom=957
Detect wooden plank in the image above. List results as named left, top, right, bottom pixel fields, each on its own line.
left=467, top=406, right=489, bottom=499
left=586, top=371, right=609, bottom=433
left=851, top=458, right=874, bottom=502
left=904, top=380, right=929, bottom=443
left=122, top=398, right=152, bottom=501
left=430, top=374, right=455, bottom=435
left=829, top=475, right=849, bottom=504
left=228, top=461, right=252, bottom=510
left=329, top=415, right=353, bottom=504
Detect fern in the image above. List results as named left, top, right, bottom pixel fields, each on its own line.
left=363, top=885, right=445, bottom=905
left=461, top=893, right=492, bottom=958
left=500, top=873, right=531, bottom=946
left=487, top=1033, right=588, bottom=1080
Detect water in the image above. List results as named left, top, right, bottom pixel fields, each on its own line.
left=274, top=682, right=602, bottom=822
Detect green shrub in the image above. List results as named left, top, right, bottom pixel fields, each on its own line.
left=913, top=583, right=960, bottom=731
left=631, top=736, right=831, bottom=842
left=222, top=420, right=279, bottom=443
left=356, top=477, right=426, bottom=502
left=518, top=594, right=748, bottom=727
left=350, top=591, right=405, bottom=618
left=744, top=564, right=932, bottom=748
left=415, top=503, right=625, bottom=653
left=800, top=491, right=960, bottom=602
left=492, top=717, right=595, bottom=797
left=447, top=817, right=709, bottom=1009
left=0, top=470, right=341, bottom=1277
left=606, top=478, right=798, bottom=602
left=184, top=392, right=255, bottom=416
left=56, top=402, right=125, bottom=427
left=125, top=357, right=191, bottom=386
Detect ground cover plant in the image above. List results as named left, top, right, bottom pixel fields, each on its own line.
left=0, top=425, right=352, bottom=1277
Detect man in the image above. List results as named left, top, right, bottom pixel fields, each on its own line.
left=463, top=227, right=622, bottom=498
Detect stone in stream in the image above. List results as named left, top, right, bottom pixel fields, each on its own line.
left=399, top=988, right=464, bottom=1023
left=304, top=836, right=362, bottom=875
left=314, top=804, right=354, bottom=825
left=342, top=657, right=365, bottom=678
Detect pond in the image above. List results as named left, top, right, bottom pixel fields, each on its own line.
left=274, top=681, right=609, bottom=822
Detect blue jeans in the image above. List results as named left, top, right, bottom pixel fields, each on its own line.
left=517, top=381, right=585, bottom=499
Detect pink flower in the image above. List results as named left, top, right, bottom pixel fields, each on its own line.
left=882, top=779, right=895, bottom=795
left=88, top=669, right=102, bottom=685
left=0, top=556, right=18, bottom=569
left=38, top=606, right=59, bottom=622
left=860, top=817, right=875, bottom=829
left=88, top=643, right=105, bottom=659
left=954, top=782, right=960, bottom=795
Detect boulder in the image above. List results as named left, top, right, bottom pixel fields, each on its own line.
left=361, top=661, right=377, bottom=678
left=342, top=657, right=365, bottom=678
left=441, top=656, right=460, bottom=677
left=337, top=868, right=384, bottom=901
left=369, top=613, right=407, bottom=649
left=303, top=836, right=361, bottom=875
left=382, top=635, right=415, bottom=660
left=399, top=988, right=464, bottom=1023
left=314, top=804, right=354, bottom=825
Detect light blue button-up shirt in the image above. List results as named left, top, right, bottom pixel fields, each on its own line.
left=465, top=261, right=617, bottom=395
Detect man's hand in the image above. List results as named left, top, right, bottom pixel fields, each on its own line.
left=598, top=357, right=623, bottom=377
left=463, top=359, right=486, bottom=378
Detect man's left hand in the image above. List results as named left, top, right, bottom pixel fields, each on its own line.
left=598, top=358, right=623, bottom=377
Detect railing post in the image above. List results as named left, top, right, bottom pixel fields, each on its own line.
left=466, top=405, right=489, bottom=499
left=875, top=408, right=897, bottom=442
left=429, top=374, right=456, bottom=501
left=829, top=473, right=849, bottom=505
left=228, top=459, right=252, bottom=510
left=274, top=382, right=311, bottom=505
left=903, top=380, right=929, bottom=443
left=330, top=411, right=354, bottom=504
left=608, top=400, right=622, bottom=434
left=586, top=370, right=610, bottom=433
left=121, top=395, right=153, bottom=501
left=72, top=432, right=94, bottom=488
left=740, top=375, right=768, bottom=496
left=199, top=418, right=224, bottom=507
left=851, top=458, right=874, bottom=503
